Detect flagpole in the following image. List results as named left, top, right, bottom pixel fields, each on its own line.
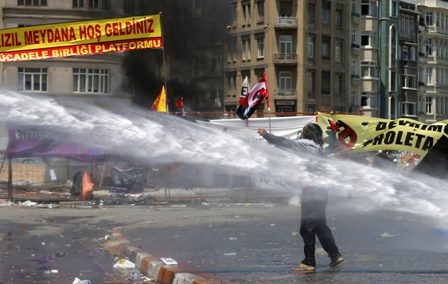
left=268, top=106, right=272, bottom=133
left=160, top=11, right=169, bottom=114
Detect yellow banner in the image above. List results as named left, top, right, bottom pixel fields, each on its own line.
left=0, top=14, right=162, bottom=62
left=316, top=112, right=448, bottom=157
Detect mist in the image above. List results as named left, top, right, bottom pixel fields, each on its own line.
left=2, top=89, right=448, bottom=229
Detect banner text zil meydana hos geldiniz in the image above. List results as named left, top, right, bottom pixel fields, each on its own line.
left=0, top=14, right=162, bottom=62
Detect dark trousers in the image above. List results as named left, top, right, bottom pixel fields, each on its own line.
left=300, top=220, right=340, bottom=266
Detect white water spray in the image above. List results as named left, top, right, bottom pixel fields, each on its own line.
left=1, top=89, right=448, bottom=225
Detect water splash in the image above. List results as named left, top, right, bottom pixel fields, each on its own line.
left=2, top=89, right=448, bottom=224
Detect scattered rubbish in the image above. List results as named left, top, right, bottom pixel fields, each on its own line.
left=41, top=242, right=45, bottom=246
left=21, top=200, right=38, bottom=207
left=229, top=237, right=238, bottom=241
left=291, top=230, right=298, bottom=237
left=44, top=269, right=58, bottom=274
left=49, top=169, right=57, bottom=181
left=0, top=199, right=13, bottom=207
left=270, top=224, right=276, bottom=227
left=35, top=203, right=59, bottom=209
left=113, top=259, right=135, bottom=269
left=127, top=270, right=140, bottom=281
left=73, top=277, right=91, bottom=284
left=161, top=257, right=178, bottom=265
left=104, top=234, right=111, bottom=240
left=224, top=252, right=237, bottom=256
left=55, top=251, right=65, bottom=257
left=379, top=232, right=398, bottom=238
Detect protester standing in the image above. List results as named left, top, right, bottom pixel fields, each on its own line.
left=258, top=123, right=344, bottom=272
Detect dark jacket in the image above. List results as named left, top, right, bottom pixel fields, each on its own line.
left=261, top=132, right=327, bottom=223
left=261, top=132, right=324, bottom=156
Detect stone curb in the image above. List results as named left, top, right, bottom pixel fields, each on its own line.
left=104, top=226, right=219, bottom=284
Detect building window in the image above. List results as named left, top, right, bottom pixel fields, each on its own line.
left=335, top=40, right=342, bottom=62
left=334, top=73, right=343, bottom=97
left=426, top=12, right=433, bottom=26
left=226, top=72, right=237, bottom=97
left=256, top=36, right=265, bottom=59
left=275, top=100, right=296, bottom=115
left=242, top=2, right=251, bottom=26
left=410, top=47, right=416, bottom=61
left=73, top=68, right=109, bottom=94
left=255, top=69, right=265, bottom=81
left=257, top=0, right=264, bottom=23
left=389, top=70, right=396, bottom=91
left=73, top=0, right=110, bottom=10
left=361, top=0, right=377, bottom=17
left=321, top=71, right=331, bottom=95
left=426, top=39, right=433, bottom=56
left=426, top=96, right=433, bottom=113
left=307, top=71, right=315, bottom=98
left=306, top=104, right=316, bottom=112
left=402, top=75, right=417, bottom=89
left=390, top=0, right=398, bottom=17
left=322, top=36, right=330, bottom=59
left=279, top=35, right=293, bottom=54
left=18, top=67, right=47, bottom=92
left=361, top=61, right=376, bottom=78
left=18, top=0, right=47, bottom=6
left=361, top=34, right=375, bottom=47
left=308, top=2, right=315, bottom=25
left=401, top=102, right=416, bottom=116
left=279, top=71, right=292, bottom=90
left=279, top=0, right=292, bottom=17
left=361, top=93, right=377, bottom=108
left=241, top=37, right=251, bottom=61
left=241, top=70, right=250, bottom=83
left=401, top=46, right=409, bottom=60
left=336, top=5, right=343, bottom=27
left=322, top=0, right=331, bottom=25
left=307, top=36, right=314, bottom=59
left=426, top=67, right=433, bottom=85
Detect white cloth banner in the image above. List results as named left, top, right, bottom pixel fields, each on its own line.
left=203, top=116, right=316, bottom=140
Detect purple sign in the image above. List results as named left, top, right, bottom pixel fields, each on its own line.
left=6, top=127, right=109, bottom=162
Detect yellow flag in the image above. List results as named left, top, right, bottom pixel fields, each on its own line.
left=151, top=86, right=167, bottom=112
left=316, top=112, right=448, bottom=157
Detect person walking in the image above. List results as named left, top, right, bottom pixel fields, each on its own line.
left=258, top=123, right=344, bottom=272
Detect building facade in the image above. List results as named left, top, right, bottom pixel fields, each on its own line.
left=223, top=0, right=448, bottom=121
left=224, top=0, right=352, bottom=117
left=418, top=0, right=448, bottom=122
left=0, top=0, right=141, bottom=104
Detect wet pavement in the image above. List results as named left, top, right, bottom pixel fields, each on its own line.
left=121, top=201, right=448, bottom=283
left=0, top=192, right=447, bottom=283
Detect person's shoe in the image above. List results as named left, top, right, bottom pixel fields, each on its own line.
left=329, top=255, right=344, bottom=267
left=297, top=262, right=316, bottom=272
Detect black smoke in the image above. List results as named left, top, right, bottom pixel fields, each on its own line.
left=123, top=0, right=230, bottom=114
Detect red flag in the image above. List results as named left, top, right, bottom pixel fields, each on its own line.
left=260, top=72, right=270, bottom=108
left=175, top=97, right=184, bottom=108
left=236, top=72, right=269, bottom=119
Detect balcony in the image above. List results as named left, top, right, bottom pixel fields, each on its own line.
left=351, top=74, right=360, bottom=85
left=273, top=53, right=297, bottom=65
left=275, top=89, right=297, bottom=97
left=352, top=12, right=360, bottom=24
left=275, top=17, right=298, bottom=28
left=351, top=43, right=360, bottom=54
